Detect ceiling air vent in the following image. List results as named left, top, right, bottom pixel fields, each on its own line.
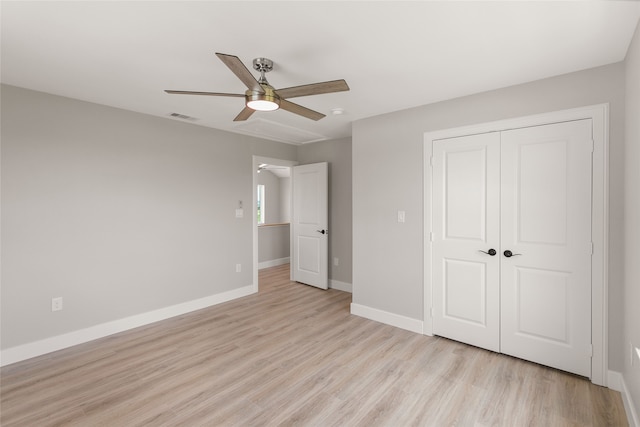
left=168, top=112, right=197, bottom=121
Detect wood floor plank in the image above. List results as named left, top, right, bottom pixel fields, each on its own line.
left=0, top=264, right=628, bottom=426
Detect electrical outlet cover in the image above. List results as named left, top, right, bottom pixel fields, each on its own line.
left=51, top=297, right=63, bottom=312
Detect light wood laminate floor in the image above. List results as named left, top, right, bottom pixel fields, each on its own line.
left=1, top=264, right=627, bottom=426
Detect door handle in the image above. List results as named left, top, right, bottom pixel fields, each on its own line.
left=316, top=229, right=327, bottom=235
left=479, top=249, right=497, bottom=256
left=503, top=250, right=521, bottom=258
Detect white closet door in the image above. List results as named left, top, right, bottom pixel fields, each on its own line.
left=432, top=120, right=593, bottom=377
left=500, top=120, right=593, bottom=377
left=432, top=132, right=501, bottom=352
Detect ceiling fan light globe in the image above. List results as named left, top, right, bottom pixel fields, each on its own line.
left=246, top=91, right=280, bottom=112
left=247, top=99, right=280, bottom=111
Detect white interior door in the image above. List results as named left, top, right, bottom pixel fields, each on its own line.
left=432, top=132, right=501, bottom=352
left=292, top=162, right=328, bottom=289
left=431, top=120, right=593, bottom=377
left=500, top=120, right=592, bottom=377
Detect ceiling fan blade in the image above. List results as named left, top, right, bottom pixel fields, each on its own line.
left=233, top=106, right=255, bottom=122
left=215, top=53, right=264, bottom=94
left=279, top=100, right=326, bottom=121
left=165, top=90, right=244, bottom=97
left=276, top=79, right=349, bottom=99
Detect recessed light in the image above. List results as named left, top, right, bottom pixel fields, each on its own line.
left=331, top=108, right=344, bottom=115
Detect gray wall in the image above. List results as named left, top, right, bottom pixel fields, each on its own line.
left=297, top=137, right=352, bottom=285
left=280, top=176, right=291, bottom=223
left=623, top=16, right=640, bottom=415
left=0, top=84, right=297, bottom=349
left=258, top=225, right=290, bottom=264
left=257, top=170, right=284, bottom=224
left=352, top=63, right=627, bottom=371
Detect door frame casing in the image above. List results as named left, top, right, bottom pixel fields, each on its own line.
left=252, top=156, right=298, bottom=292
left=423, top=104, right=609, bottom=386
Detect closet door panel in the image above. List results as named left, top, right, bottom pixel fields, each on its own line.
left=432, top=132, right=501, bottom=352
left=500, top=120, right=593, bottom=377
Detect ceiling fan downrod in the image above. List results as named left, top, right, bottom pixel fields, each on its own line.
left=253, top=58, right=273, bottom=86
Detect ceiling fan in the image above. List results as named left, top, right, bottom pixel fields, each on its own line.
left=165, top=53, right=350, bottom=122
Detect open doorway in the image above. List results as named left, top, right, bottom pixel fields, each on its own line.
left=257, top=163, right=291, bottom=266
left=252, top=156, right=298, bottom=292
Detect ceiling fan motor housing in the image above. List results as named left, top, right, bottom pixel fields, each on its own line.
left=246, top=86, right=281, bottom=110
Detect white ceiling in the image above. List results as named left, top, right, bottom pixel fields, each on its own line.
left=2, top=1, right=639, bottom=144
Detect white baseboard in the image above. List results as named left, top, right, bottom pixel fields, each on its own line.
left=350, top=303, right=423, bottom=334
left=0, top=285, right=256, bottom=367
left=609, top=370, right=639, bottom=427
left=330, top=279, right=352, bottom=293
left=258, top=257, right=290, bottom=269
left=608, top=370, right=623, bottom=391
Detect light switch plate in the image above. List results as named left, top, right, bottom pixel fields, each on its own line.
left=397, top=210, right=406, bottom=223
left=235, top=208, right=244, bottom=218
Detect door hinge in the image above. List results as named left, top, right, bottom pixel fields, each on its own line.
left=591, top=139, right=595, bottom=153
left=588, top=344, right=593, bottom=357
left=430, top=307, right=434, bottom=317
